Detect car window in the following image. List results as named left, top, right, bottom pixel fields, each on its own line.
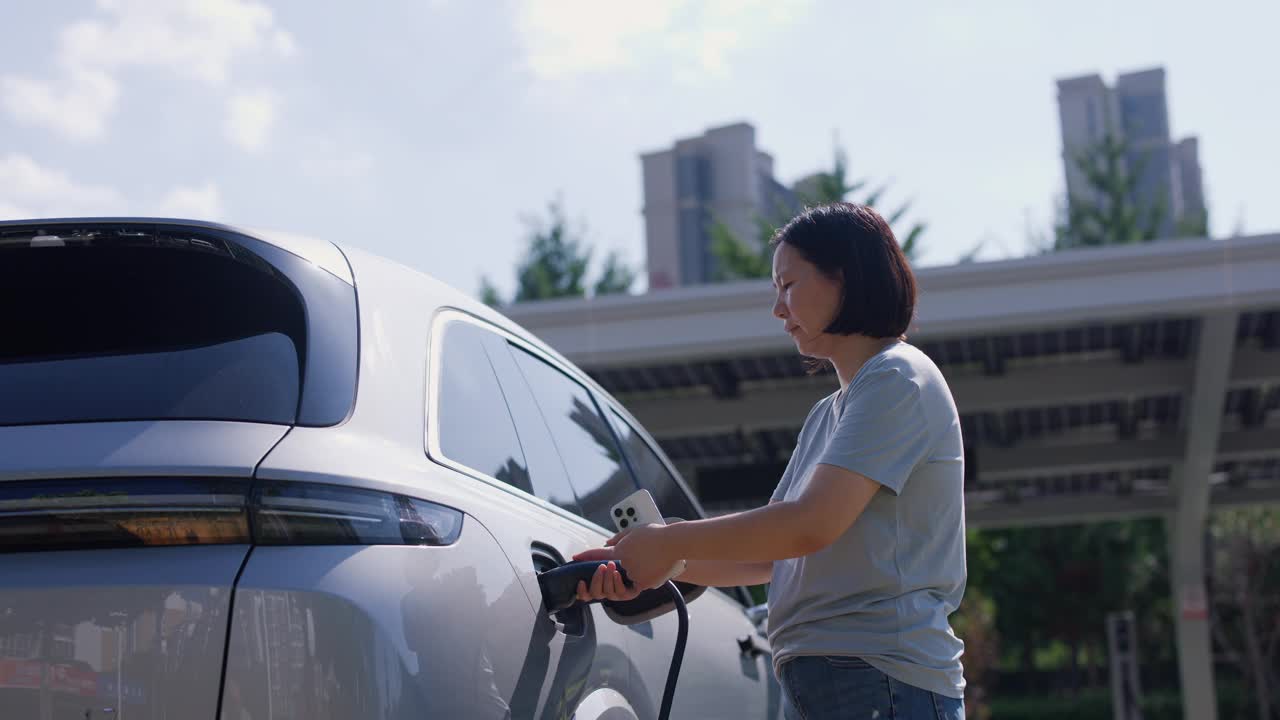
left=435, top=321, right=531, bottom=494
left=0, top=223, right=358, bottom=428
left=510, top=346, right=637, bottom=530
left=481, top=337, right=585, bottom=517
left=608, top=409, right=700, bottom=522
left=607, top=409, right=756, bottom=607
left=1, top=235, right=306, bottom=426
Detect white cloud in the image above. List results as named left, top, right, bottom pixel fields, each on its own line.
left=226, top=89, right=278, bottom=152
left=156, top=182, right=224, bottom=219
left=1, top=69, right=119, bottom=142
left=61, top=0, right=293, bottom=85
left=0, top=153, right=125, bottom=218
left=517, top=0, right=811, bottom=82
left=1, top=0, right=295, bottom=141
left=0, top=154, right=224, bottom=222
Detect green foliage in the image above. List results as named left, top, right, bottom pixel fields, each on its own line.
left=988, top=683, right=1254, bottom=720
left=1176, top=209, right=1210, bottom=238
left=708, top=143, right=927, bottom=281
left=513, top=199, right=591, bottom=302
left=952, top=583, right=1000, bottom=719
left=593, top=250, right=637, bottom=297
left=479, top=277, right=503, bottom=307
left=1051, top=133, right=1212, bottom=251
left=479, top=198, right=636, bottom=306
left=709, top=219, right=772, bottom=281
left=967, top=519, right=1172, bottom=684
left=988, top=688, right=1112, bottom=720
left=1206, top=507, right=1280, bottom=719
left=1057, top=133, right=1165, bottom=249
left=805, top=146, right=928, bottom=262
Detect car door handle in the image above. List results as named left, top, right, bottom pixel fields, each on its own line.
left=737, top=634, right=766, bottom=658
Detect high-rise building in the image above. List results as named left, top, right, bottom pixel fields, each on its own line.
left=641, top=123, right=797, bottom=289
left=1056, top=67, right=1206, bottom=242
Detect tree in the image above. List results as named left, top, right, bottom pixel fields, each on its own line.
left=967, top=519, right=1171, bottom=694
left=593, top=250, right=637, bottom=297
left=1207, top=507, right=1280, bottom=720
left=479, top=198, right=636, bottom=306
left=709, top=217, right=774, bottom=281
left=513, top=200, right=589, bottom=302
left=954, top=535, right=1001, bottom=719
left=479, top=277, right=503, bottom=307
left=1051, top=133, right=1211, bottom=251
left=1056, top=133, right=1165, bottom=249
left=802, top=144, right=927, bottom=261
left=708, top=144, right=927, bottom=282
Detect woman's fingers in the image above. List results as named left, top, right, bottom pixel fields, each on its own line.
left=599, top=564, right=612, bottom=597
left=604, top=562, right=621, bottom=597
left=590, top=563, right=606, bottom=598
left=572, top=562, right=640, bottom=604
left=573, top=547, right=613, bottom=562
left=611, top=568, right=632, bottom=600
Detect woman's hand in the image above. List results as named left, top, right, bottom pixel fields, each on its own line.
left=571, top=549, right=642, bottom=603
left=604, top=523, right=683, bottom=590
left=572, top=522, right=683, bottom=599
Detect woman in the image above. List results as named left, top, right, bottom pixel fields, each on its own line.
left=575, top=202, right=967, bottom=719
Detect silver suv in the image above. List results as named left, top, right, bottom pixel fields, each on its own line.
left=0, top=219, right=780, bottom=719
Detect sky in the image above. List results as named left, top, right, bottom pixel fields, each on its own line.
left=2, top=0, right=1276, bottom=300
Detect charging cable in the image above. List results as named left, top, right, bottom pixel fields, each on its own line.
left=537, top=561, right=690, bottom=720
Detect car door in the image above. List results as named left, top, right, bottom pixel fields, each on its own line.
left=603, top=406, right=783, bottom=720
left=487, top=332, right=669, bottom=717
left=428, top=316, right=643, bottom=718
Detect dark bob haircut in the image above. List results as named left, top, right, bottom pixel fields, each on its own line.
left=771, top=202, right=916, bottom=339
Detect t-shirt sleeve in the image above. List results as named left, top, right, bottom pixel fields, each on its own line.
left=817, top=367, right=930, bottom=495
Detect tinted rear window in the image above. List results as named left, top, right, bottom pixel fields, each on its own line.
left=1, top=227, right=307, bottom=425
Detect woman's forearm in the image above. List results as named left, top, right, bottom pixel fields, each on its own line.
left=663, top=501, right=827, bottom=563
left=677, top=559, right=773, bottom=588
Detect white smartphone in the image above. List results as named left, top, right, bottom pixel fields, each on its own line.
left=610, top=488, right=667, bottom=532
left=610, top=489, right=686, bottom=581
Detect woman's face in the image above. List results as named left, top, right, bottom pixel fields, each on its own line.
left=771, top=241, right=843, bottom=358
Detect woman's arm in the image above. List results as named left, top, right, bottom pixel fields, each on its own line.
left=678, top=558, right=773, bottom=587
left=662, top=464, right=880, bottom=562
left=571, top=552, right=772, bottom=601
left=612, top=465, right=882, bottom=589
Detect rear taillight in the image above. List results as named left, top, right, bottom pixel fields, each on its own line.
left=0, top=477, right=250, bottom=552
left=252, top=481, right=462, bottom=547
left=0, top=478, right=462, bottom=552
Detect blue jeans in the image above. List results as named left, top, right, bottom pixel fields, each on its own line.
left=778, top=656, right=964, bottom=720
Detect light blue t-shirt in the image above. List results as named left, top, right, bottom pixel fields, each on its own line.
left=767, top=340, right=967, bottom=698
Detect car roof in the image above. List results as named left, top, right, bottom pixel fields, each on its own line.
left=1, top=215, right=621, bottom=424
left=0, top=216, right=353, bottom=285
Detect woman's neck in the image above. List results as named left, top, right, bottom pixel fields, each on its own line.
left=829, top=335, right=898, bottom=391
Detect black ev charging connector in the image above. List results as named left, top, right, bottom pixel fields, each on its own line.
left=537, top=561, right=689, bottom=720
left=537, top=560, right=633, bottom=613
